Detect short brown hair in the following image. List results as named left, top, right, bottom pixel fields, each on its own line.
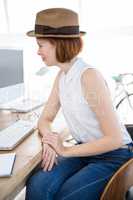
left=46, top=37, right=83, bottom=63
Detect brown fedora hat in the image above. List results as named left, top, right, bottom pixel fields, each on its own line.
left=27, top=8, right=86, bottom=38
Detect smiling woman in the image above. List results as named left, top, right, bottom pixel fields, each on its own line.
left=24, top=7, right=133, bottom=200
left=37, top=37, right=83, bottom=64
left=1, top=1, right=133, bottom=200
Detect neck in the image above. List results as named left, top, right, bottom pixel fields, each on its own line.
left=57, top=57, right=77, bottom=74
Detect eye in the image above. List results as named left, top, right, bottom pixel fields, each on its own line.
left=37, top=42, right=44, bottom=48
left=38, top=44, right=43, bottom=48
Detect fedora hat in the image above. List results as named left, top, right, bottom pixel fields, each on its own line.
left=27, top=8, right=86, bottom=38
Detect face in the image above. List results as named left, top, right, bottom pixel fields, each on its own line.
left=36, top=38, right=57, bottom=66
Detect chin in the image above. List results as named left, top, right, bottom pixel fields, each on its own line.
left=43, top=59, right=56, bottom=66
left=44, top=62, right=54, bottom=67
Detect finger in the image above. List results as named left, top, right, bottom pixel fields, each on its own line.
left=41, top=148, right=49, bottom=168
left=42, top=146, right=48, bottom=160
left=44, top=139, right=55, bottom=146
left=42, top=137, right=53, bottom=144
left=48, top=153, right=56, bottom=171
left=42, top=138, right=53, bottom=144
left=43, top=140, right=53, bottom=147
left=43, top=153, right=52, bottom=171
left=42, top=147, right=46, bottom=159
left=41, top=156, right=47, bottom=169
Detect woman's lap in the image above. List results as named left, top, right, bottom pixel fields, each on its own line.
left=26, top=146, right=133, bottom=200
left=55, top=162, right=114, bottom=200
left=25, top=156, right=84, bottom=200
left=55, top=147, right=133, bottom=200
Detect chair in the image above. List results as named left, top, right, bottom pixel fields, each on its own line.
left=100, top=124, right=133, bottom=200
left=126, top=125, right=133, bottom=140
left=100, top=158, right=133, bottom=200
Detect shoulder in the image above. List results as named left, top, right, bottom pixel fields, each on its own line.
left=54, top=70, right=63, bottom=84
left=50, top=70, right=63, bottom=93
left=81, top=68, right=109, bottom=98
left=56, top=69, right=63, bottom=79
left=82, top=68, right=106, bottom=86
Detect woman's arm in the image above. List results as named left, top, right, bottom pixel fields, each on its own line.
left=62, top=69, right=123, bottom=157
left=37, top=70, right=62, bottom=171
left=43, top=69, right=124, bottom=157
left=38, top=70, right=61, bottom=136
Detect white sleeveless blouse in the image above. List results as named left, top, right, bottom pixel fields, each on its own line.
left=59, top=57, right=132, bottom=144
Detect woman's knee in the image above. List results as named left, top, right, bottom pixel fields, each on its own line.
left=26, top=170, right=53, bottom=199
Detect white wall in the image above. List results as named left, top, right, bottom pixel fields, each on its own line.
left=0, top=0, right=133, bottom=97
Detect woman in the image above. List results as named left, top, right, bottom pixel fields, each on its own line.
left=26, top=8, right=133, bottom=200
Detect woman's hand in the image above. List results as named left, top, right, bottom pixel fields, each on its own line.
left=42, top=132, right=66, bottom=156
left=41, top=143, right=58, bottom=171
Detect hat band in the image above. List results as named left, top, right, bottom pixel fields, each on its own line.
left=35, top=24, right=79, bottom=35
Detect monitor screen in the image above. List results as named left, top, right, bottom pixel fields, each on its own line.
left=0, top=49, right=24, bottom=88
left=0, top=48, right=24, bottom=104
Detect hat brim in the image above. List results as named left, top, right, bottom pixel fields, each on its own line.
left=26, top=30, right=86, bottom=38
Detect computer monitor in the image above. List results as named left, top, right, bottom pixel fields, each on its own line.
left=0, top=48, right=24, bottom=105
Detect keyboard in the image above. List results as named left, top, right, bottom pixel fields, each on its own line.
left=0, top=120, right=35, bottom=150
left=0, top=98, right=44, bottom=113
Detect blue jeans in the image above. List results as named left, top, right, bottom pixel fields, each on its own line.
left=25, top=144, right=133, bottom=200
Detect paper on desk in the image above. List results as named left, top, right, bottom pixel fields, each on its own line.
left=0, top=153, right=16, bottom=177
